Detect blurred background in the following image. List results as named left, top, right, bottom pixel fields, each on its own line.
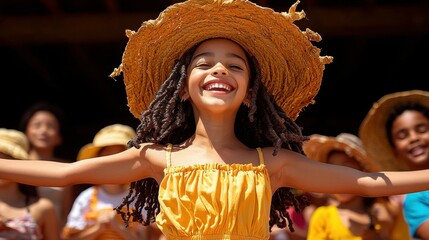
left=1, top=0, right=428, bottom=160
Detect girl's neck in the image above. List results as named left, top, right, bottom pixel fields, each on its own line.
left=193, top=125, right=242, bottom=150
left=28, top=148, right=55, bottom=160
left=193, top=112, right=242, bottom=149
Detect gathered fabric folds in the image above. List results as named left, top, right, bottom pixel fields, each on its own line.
left=156, top=149, right=272, bottom=240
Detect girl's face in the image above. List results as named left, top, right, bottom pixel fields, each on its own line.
left=186, top=38, right=250, bottom=114
left=25, top=110, right=62, bottom=151
left=391, top=110, right=429, bottom=170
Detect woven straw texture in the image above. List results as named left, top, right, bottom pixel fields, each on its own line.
left=0, top=128, right=29, bottom=160
left=110, top=0, right=333, bottom=120
left=303, top=133, right=381, bottom=172
left=359, top=90, right=429, bottom=171
left=77, top=124, right=136, bottom=160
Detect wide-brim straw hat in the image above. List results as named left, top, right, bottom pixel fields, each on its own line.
left=359, top=90, right=429, bottom=171
left=303, top=133, right=381, bottom=172
left=110, top=0, right=333, bottom=120
left=0, top=128, right=29, bottom=160
left=77, top=124, right=136, bottom=160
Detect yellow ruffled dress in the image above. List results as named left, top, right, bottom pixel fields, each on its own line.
left=156, top=144, right=272, bottom=239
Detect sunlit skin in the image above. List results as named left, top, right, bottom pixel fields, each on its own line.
left=391, top=110, right=429, bottom=170
left=327, top=152, right=361, bottom=204
left=25, top=110, right=62, bottom=160
left=3, top=39, right=429, bottom=223
left=97, top=145, right=128, bottom=194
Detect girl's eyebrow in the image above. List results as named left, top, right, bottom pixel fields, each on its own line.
left=228, top=53, right=247, bottom=63
left=192, top=51, right=247, bottom=63
left=191, top=52, right=213, bottom=61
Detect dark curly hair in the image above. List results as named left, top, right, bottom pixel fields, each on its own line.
left=115, top=40, right=310, bottom=232
left=19, top=101, right=66, bottom=137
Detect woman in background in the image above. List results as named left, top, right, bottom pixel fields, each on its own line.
left=19, top=101, right=74, bottom=230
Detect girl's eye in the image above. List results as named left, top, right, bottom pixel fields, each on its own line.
left=230, top=65, right=243, bottom=70
left=416, top=124, right=429, bottom=134
left=195, top=63, right=211, bottom=68
left=395, top=130, right=408, bottom=140
left=194, top=59, right=210, bottom=66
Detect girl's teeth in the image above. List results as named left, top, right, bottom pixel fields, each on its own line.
left=206, top=83, right=231, bottom=91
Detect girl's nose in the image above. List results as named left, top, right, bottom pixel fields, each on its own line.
left=408, top=130, right=421, bottom=142
left=211, top=63, right=227, bottom=76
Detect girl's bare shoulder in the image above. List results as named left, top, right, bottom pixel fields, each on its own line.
left=135, top=142, right=170, bottom=157
left=260, top=147, right=309, bottom=171
left=30, top=197, right=56, bottom=218
left=260, top=147, right=305, bottom=162
left=34, top=197, right=55, bottom=209
left=132, top=142, right=170, bottom=170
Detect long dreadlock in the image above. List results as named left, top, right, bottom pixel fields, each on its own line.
left=115, top=39, right=310, bottom=232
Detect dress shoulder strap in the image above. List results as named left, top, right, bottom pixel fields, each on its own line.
left=256, top=147, right=265, bottom=165
left=166, top=143, right=173, bottom=167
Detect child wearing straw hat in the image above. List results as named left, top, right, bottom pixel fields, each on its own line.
left=0, top=128, right=59, bottom=240
left=304, top=133, right=411, bottom=240
left=3, top=1, right=429, bottom=239
left=359, top=90, right=429, bottom=239
left=61, top=124, right=161, bottom=240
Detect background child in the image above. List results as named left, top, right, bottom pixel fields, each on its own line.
left=360, top=89, right=429, bottom=239
left=0, top=128, right=59, bottom=240
left=304, top=133, right=410, bottom=239
left=62, top=124, right=158, bottom=240
left=19, top=101, right=74, bottom=229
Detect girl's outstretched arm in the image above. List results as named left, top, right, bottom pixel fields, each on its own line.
left=0, top=143, right=166, bottom=186
left=268, top=148, right=429, bottom=197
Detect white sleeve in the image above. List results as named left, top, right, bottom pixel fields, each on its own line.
left=64, top=187, right=94, bottom=230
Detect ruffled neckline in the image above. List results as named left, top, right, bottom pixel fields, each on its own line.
left=164, top=162, right=267, bottom=174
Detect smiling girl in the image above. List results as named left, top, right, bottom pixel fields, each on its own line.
left=2, top=1, right=429, bottom=239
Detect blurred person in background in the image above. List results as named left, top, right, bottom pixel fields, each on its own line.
left=360, top=90, right=429, bottom=239
left=19, top=101, right=74, bottom=230
left=305, top=133, right=410, bottom=240
left=0, top=128, right=59, bottom=240
left=269, top=190, right=330, bottom=240
left=62, top=124, right=164, bottom=240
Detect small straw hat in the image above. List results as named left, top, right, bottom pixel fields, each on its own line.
left=0, top=128, right=29, bottom=160
left=110, top=0, right=333, bottom=120
left=303, top=133, right=381, bottom=172
left=359, top=90, right=429, bottom=171
left=77, top=124, right=136, bottom=160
